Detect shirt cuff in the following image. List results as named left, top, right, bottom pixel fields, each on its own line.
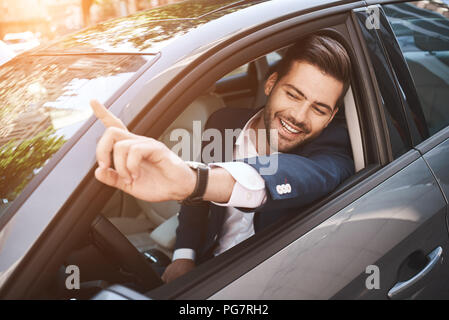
left=172, top=248, right=196, bottom=262
left=210, top=161, right=267, bottom=208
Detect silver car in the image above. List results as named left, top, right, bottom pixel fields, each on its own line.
left=0, top=0, right=448, bottom=300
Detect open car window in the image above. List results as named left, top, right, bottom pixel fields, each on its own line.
left=101, top=39, right=364, bottom=294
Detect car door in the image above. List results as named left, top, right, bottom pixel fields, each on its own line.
left=206, top=6, right=449, bottom=300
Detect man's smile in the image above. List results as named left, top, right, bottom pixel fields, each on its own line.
left=276, top=116, right=306, bottom=141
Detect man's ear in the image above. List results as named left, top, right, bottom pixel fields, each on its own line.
left=325, top=106, right=339, bottom=127
left=264, top=72, right=278, bottom=96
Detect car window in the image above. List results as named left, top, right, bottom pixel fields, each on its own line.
left=0, top=54, right=154, bottom=218
left=384, top=1, right=449, bottom=136
left=222, top=64, right=249, bottom=80
left=266, top=50, right=282, bottom=65
left=221, top=51, right=283, bottom=81
left=356, top=11, right=412, bottom=159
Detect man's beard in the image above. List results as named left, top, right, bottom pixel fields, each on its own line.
left=263, top=102, right=312, bottom=153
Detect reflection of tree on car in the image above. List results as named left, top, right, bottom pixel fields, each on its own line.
left=0, top=54, right=150, bottom=215
left=46, top=0, right=255, bottom=53
left=0, top=127, right=65, bottom=207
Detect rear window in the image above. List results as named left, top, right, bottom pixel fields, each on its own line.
left=384, top=1, right=449, bottom=136
left=0, top=54, right=154, bottom=217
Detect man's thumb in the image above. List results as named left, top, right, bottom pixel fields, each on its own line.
left=95, top=167, right=120, bottom=188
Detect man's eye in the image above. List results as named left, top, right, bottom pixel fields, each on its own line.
left=287, top=92, right=298, bottom=99
left=313, top=106, right=326, bottom=115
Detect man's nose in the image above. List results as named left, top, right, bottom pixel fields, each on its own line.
left=292, top=100, right=311, bottom=122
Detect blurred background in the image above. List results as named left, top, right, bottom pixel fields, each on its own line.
left=0, top=0, right=182, bottom=56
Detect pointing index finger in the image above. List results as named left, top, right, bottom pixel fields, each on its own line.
left=90, top=99, right=128, bottom=131
left=96, top=127, right=133, bottom=169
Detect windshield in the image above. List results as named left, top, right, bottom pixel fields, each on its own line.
left=37, top=0, right=263, bottom=54
left=0, top=54, right=154, bottom=218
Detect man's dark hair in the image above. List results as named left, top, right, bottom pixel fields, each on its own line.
left=275, top=33, right=351, bottom=109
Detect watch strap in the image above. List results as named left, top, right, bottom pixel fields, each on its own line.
left=181, top=163, right=209, bottom=206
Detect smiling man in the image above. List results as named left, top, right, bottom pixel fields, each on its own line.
left=93, top=33, right=355, bottom=283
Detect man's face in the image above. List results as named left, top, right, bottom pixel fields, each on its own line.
left=263, top=61, right=343, bottom=152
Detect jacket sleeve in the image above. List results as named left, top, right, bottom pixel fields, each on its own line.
left=242, top=151, right=354, bottom=212
left=174, top=202, right=209, bottom=253
left=242, top=123, right=355, bottom=212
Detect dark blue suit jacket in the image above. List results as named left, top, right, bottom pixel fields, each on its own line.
left=175, top=107, right=354, bottom=263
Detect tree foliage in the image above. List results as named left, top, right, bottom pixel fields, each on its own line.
left=0, top=127, right=66, bottom=203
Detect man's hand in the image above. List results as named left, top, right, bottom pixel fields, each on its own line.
left=91, top=99, right=197, bottom=202
left=161, top=259, right=195, bottom=283
left=91, top=99, right=235, bottom=203
left=94, top=126, right=197, bottom=202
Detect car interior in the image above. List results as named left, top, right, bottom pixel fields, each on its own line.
left=102, top=46, right=365, bottom=257
left=52, top=41, right=366, bottom=300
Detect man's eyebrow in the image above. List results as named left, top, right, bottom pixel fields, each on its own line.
left=284, top=84, right=334, bottom=113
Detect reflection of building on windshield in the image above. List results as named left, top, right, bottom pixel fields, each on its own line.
left=0, top=54, right=150, bottom=145
left=417, top=0, right=449, bottom=18
left=0, top=108, right=52, bottom=147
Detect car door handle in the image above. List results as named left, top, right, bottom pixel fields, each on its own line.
left=388, top=246, right=443, bottom=300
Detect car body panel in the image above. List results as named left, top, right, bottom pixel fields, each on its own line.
left=210, top=155, right=448, bottom=299
left=420, top=131, right=449, bottom=202
left=421, top=134, right=449, bottom=266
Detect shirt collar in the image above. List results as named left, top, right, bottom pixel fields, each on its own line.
left=235, top=108, right=264, bottom=147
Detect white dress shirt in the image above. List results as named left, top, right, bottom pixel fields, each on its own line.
left=172, top=109, right=268, bottom=261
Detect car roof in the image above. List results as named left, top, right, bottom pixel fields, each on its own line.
left=31, top=0, right=356, bottom=55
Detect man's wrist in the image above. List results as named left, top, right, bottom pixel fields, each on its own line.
left=202, top=167, right=236, bottom=203
left=181, top=162, right=210, bottom=203
left=173, top=248, right=196, bottom=261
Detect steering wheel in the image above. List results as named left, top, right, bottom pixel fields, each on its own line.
left=90, top=215, right=163, bottom=291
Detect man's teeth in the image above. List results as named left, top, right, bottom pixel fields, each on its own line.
left=280, top=119, right=300, bottom=134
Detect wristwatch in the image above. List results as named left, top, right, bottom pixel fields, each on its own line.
left=181, top=161, right=210, bottom=206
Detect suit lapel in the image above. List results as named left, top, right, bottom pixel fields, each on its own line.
left=202, top=108, right=260, bottom=256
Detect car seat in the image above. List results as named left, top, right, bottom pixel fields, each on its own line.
left=108, top=87, right=226, bottom=257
